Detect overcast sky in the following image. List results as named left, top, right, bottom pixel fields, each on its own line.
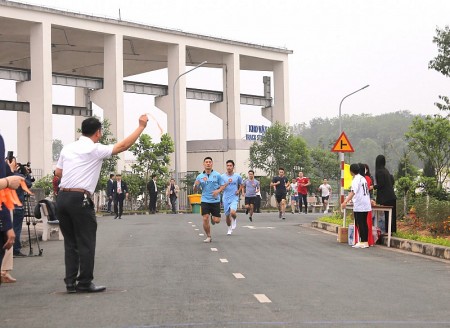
left=1, top=0, right=450, bottom=154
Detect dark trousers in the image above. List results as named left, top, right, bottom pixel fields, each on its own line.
left=56, top=191, right=97, bottom=286
left=107, top=196, right=113, bottom=212
left=114, top=194, right=125, bottom=216
left=254, top=195, right=261, bottom=213
left=298, top=193, right=308, bottom=213
left=149, top=193, right=157, bottom=212
left=381, top=199, right=397, bottom=233
left=13, top=208, right=24, bottom=253
left=354, top=211, right=369, bottom=242
left=169, top=195, right=177, bottom=213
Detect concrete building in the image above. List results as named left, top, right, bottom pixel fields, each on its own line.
left=0, top=0, right=292, bottom=177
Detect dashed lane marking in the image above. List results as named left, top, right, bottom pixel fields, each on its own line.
left=254, top=294, right=272, bottom=303
left=199, top=233, right=204, bottom=236
left=210, top=248, right=218, bottom=252
left=220, top=258, right=228, bottom=263
left=233, top=273, right=245, bottom=279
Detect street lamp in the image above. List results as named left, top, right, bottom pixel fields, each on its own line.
left=338, top=84, right=369, bottom=204
left=172, top=60, right=207, bottom=186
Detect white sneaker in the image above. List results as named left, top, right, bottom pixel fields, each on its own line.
left=323, top=210, right=328, bottom=214
left=231, top=218, right=237, bottom=230
left=352, top=242, right=363, bottom=248
left=203, top=237, right=212, bottom=243
left=227, top=227, right=232, bottom=235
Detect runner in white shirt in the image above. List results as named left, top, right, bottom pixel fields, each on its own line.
left=289, top=178, right=298, bottom=214
left=317, top=178, right=332, bottom=213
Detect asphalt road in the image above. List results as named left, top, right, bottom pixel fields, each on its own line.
left=1, top=212, right=450, bottom=328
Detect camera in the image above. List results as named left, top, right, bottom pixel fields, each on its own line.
left=7, top=151, right=14, bottom=163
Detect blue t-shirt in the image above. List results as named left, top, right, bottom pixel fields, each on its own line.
left=221, top=173, right=243, bottom=202
left=195, top=170, right=225, bottom=203
left=244, top=179, right=260, bottom=197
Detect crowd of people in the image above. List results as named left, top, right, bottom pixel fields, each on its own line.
left=1, top=113, right=397, bottom=292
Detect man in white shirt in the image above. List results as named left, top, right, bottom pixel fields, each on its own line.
left=56, top=114, right=148, bottom=293
left=317, top=178, right=332, bottom=213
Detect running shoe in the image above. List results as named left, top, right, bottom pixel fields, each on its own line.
left=203, top=237, right=212, bottom=243
left=227, top=227, right=232, bottom=235
left=279, top=211, right=282, bottom=219
left=245, top=209, right=248, bottom=215
left=232, top=218, right=237, bottom=230
left=249, top=216, right=252, bottom=222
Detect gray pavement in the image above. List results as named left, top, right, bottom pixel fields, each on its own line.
left=1, top=212, right=450, bottom=328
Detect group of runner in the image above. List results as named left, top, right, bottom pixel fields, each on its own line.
left=193, top=157, right=332, bottom=243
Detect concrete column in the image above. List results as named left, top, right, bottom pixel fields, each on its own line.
left=269, top=59, right=290, bottom=123
left=16, top=22, right=53, bottom=176
left=74, top=88, right=87, bottom=140
left=90, top=34, right=124, bottom=171
left=155, top=44, right=187, bottom=173
left=210, top=53, right=241, bottom=145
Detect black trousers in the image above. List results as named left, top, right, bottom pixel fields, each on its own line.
left=298, top=193, right=308, bottom=213
left=114, top=194, right=125, bottom=216
left=169, top=195, right=177, bottom=213
left=56, top=191, right=97, bottom=286
left=149, top=193, right=157, bottom=212
left=380, top=199, right=397, bottom=233
left=354, top=211, right=369, bottom=242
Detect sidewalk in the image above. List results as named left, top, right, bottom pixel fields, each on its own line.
left=311, top=220, right=450, bottom=260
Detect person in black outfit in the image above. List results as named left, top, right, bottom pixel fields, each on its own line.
left=270, top=168, right=290, bottom=220
left=112, top=174, right=128, bottom=219
left=374, top=154, right=397, bottom=233
left=147, top=174, right=158, bottom=214
left=106, top=174, right=115, bottom=213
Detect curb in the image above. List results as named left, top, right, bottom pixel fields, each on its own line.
left=311, top=220, right=450, bottom=261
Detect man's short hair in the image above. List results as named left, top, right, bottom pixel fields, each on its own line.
left=81, top=117, right=102, bottom=137
left=151, top=174, right=157, bottom=178
left=204, top=156, right=213, bottom=162
left=110, top=174, right=115, bottom=178
left=248, top=169, right=254, bottom=174
left=226, top=160, right=235, bottom=167
left=115, top=173, right=121, bottom=177
left=279, top=167, right=285, bottom=172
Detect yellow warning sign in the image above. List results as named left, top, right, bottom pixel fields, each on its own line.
left=331, top=132, right=354, bottom=153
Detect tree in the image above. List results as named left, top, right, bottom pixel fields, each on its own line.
left=249, top=122, right=310, bottom=178
left=406, top=114, right=450, bottom=189
left=52, top=139, right=64, bottom=161
left=129, top=133, right=174, bottom=203
left=309, top=147, right=340, bottom=182
left=429, top=25, right=450, bottom=78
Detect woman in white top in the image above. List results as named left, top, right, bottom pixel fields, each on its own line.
left=341, top=163, right=372, bottom=249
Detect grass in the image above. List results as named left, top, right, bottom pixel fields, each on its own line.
left=393, top=231, right=450, bottom=248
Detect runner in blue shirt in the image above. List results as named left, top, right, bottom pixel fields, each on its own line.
left=221, top=160, right=243, bottom=235
left=243, top=170, right=260, bottom=222
left=193, top=157, right=225, bottom=243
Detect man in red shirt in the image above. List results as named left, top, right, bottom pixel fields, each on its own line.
left=296, top=171, right=310, bottom=214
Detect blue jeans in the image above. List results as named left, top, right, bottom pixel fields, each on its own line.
left=13, top=208, right=25, bottom=253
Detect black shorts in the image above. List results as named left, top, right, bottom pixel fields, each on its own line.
left=201, top=202, right=221, bottom=217
left=275, top=192, right=287, bottom=204
left=245, top=197, right=256, bottom=205
left=322, top=195, right=329, bottom=203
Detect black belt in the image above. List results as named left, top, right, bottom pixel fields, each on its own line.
left=60, top=188, right=91, bottom=197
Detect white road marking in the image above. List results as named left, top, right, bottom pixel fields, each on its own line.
left=242, top=225, right=275, bottom=230
left=254, top=294, right=272, bottom=303
left=192, top=225, right=196, bottom=227
left=188, top=222, right=192, bottom=224
left=232, top=273, right=245, bottom=279
left=210, top=248, right=218, bottom=252
left=199, top=233, right=204, bottom=236
left=219, top=258, right=228, bottom=263
left=194, top=228, right=199, bottom=231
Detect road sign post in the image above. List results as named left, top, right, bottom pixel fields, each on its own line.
left=331, top=132, right=355, bottom=204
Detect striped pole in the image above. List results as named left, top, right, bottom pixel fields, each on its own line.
left=340, top=152, right=345, bottom=204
